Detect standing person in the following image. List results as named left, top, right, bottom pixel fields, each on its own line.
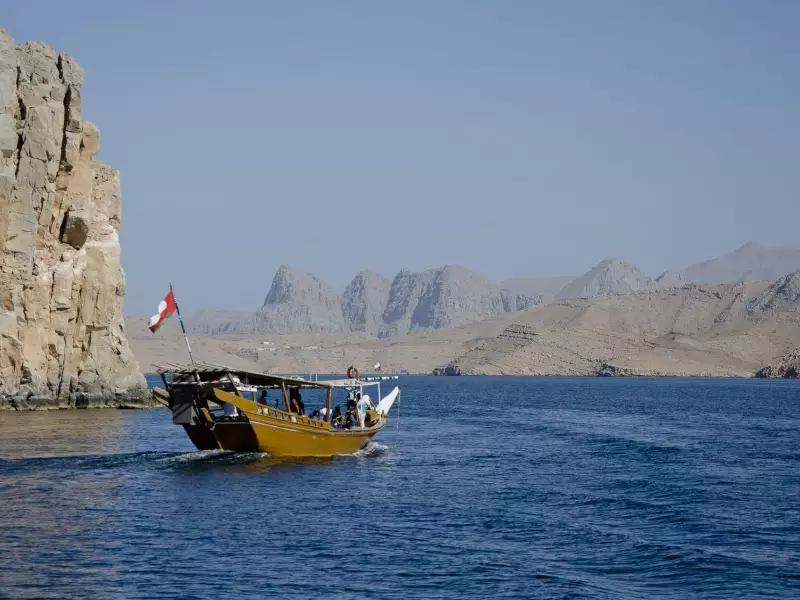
left=289, top=388, right=300, bottom=414
left=297, top=390, right=305, bottom=415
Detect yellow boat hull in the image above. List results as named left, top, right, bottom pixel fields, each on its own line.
left=197, top=389, right=384, bottom=457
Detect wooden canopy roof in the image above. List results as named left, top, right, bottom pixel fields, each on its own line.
left=154, top=362, right=378, bottom=389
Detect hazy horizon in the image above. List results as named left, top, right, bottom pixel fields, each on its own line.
left=4, top=1, right=798, bottom=315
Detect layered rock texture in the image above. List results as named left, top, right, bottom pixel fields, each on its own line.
left=0, top=30, right=145, bottom=409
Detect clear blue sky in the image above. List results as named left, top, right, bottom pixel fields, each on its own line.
left=4, top=1, right=799, bottom=314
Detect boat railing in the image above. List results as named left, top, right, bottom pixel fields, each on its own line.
left=253, top=405, right=328, bottom=429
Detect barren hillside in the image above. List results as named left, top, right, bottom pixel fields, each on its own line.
left=451, top=282, right=800, bottom=377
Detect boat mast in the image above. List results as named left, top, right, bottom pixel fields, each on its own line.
left=280, top=381, right=290, bottom=412
left=169, top=282, right=195, bottom=365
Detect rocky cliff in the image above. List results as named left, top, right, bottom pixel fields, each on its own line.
left=253, top=265, right=346, bottom=333
left=341, top=270, right=391, bottom=336
left=379, top=265, right=506, bottom=337
left=0, top=30, right=145, bottom=409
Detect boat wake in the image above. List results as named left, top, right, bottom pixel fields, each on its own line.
left=155, top=449, right=270, bottom=467
left=353, top=442, right=390, bottom=459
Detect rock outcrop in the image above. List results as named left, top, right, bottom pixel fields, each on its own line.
left=379, top=266, right=506, bottom=337
left=755, top=349, right=800, bottom=378
left=681, top=242, right=800, bottom=284
left=747, top=270, right=800, bottom=314
left=341, top=270, right=391, bottom=336
left=0, top=30, right=145, bottom=409
left=253, top=265, right=346, bottom=333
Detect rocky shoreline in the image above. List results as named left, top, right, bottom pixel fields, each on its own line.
left=0, top=390, right=156, bottom=411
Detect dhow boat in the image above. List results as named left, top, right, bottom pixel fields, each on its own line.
left=152, top=363, right=399, bottom=457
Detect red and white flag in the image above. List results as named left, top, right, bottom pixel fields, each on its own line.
left=373, top=362, right=382, bottom=372
left=149, top=289, right=177, bottom=333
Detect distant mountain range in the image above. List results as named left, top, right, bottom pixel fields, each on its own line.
left=185, top=242, right=800, bottom=337
left=189, top=265, right=556, bottom=337
left=680, top=242, right=800, bottom=284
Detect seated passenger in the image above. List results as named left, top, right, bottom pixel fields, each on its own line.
left=310, top=409, right=321, bottom=420
left=222, top=403, right=238, bottom=417
left=364, top=408, right=378, bottom=427
left=319, top=406, right=328, bottom=421
left=258, top=389, right=269, bottom=405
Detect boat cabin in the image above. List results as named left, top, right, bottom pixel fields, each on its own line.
left=155, top=362, right=387, bottom=430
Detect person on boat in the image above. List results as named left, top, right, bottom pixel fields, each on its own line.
left=310, top=409, right=321, bottom=420
left=319, top=406, right=328, bottom=421
left=222, top=402, right=238, bottom=418
left=331, top=405, right=342, bottom=428
left=296, top=390, right=305, bottom=415
left=289, top=389, right=301, bottom=414
left=258, top=389, right=269, bottom=406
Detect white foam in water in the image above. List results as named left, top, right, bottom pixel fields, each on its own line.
left=155, top=449, right=229, bottom=464
left=353, top=442, right=390, bottom=459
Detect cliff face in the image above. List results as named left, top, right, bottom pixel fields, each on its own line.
left=253, top=265, right=346, bottom=333
left=0, top=30, right=145, bottom=409
left=341, top=270, right=391, bottom=336
left=378, top=266, right=506, bottom=337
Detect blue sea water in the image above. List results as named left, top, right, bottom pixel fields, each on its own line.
left=1, top=377, right=798, bottom=599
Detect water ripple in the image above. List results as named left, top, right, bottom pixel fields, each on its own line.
left=1, top=377, right=798, bottom=599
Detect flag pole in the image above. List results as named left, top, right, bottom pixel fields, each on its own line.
left=170, top=282, right=195, bottom=364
